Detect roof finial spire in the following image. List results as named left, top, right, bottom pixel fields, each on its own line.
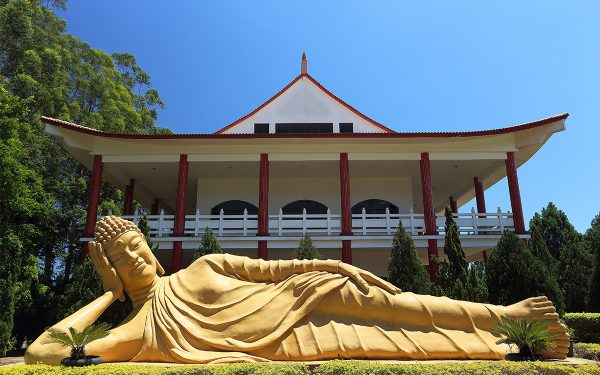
left=301, top=52, right=307, bottom=74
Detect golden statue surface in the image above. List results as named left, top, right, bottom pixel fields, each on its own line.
left=25, top=217, right=568, bottom=365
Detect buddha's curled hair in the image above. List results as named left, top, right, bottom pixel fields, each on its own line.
left=94, top=216, right=142, bottom=246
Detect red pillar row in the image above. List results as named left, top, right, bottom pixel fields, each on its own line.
left=82, top=155, right=103, bottom=259
left=258, top=154, right=269, bottom=260
left=123, top=179, right=135, bottom=215
left=505, top=152, right=526, bottom=234
left=474, top=177, right=486, bottom=215
left=420, top=152, right=438, bottom=281
left=171, top=154, right=189, bottom=272
left=339, top=153, right=352, bottom=264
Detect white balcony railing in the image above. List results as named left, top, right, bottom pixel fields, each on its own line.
left=105, top=207, right=514, bottom=238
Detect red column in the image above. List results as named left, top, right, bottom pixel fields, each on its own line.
left=474, top=177, right=486, bottom=215
left=151, top=198, right=159, bottom=215
left=123, top=179, right=135, bottom=215
left=449, top=196, right=458, bottom=213
left=482, top=250, right=488, bottom=263
left=340, top=153, right=352, bottom=264
left=420, top=152, right=438, bottom=281
left=171, top=154, right=188, bottom=272
left=258, top=154, right=269, bottom=260
left=82, top=155, right=103, bottom=259
left=505, top=152, right=526, bottom=234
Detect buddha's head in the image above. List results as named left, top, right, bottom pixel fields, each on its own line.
left=93, top=216, right=165, bottom=291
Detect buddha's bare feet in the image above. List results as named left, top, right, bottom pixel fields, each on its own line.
left=502, top=296, right=569, bottom=360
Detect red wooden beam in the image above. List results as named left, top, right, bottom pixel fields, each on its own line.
left=150, top=198, right=159, bottom=215
left=258, top=154, right=269, bottom=259
left=171, top=154, right=188, bottom=272
left=449, top=196, right=458, bottom=213
left=82, top=155, right=103, bottom=259
left=420, top=152, right=438, bottom=281
left=339, top=153, right=352, bottom=263
left=123, top=179, right=135, bottom=215
left=474, top=177, right=486, bottom=214
left=505, top=152, right=526, bottom=234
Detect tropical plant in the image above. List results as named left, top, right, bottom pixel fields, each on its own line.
left=491, top=318, right=555, bottom=360
left=193, top=227, right=223, bottom=260
left=42, top=323, right=111, bottom=360
left=295, top=234, right=322, bottom=260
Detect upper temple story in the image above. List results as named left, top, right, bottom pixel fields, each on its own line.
left=215, top=53, right=394, bottom=135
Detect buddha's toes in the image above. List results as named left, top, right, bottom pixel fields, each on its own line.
left=503, top=296, right=569, bottom=360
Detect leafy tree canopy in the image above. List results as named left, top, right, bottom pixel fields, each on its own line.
left=486, top=231, right=565, bottom=314
left=529, top=202, right=581, bottom=260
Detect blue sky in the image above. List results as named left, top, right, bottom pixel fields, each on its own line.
left=59, top=1, right=599, bottom=232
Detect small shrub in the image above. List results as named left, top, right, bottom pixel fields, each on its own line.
left=563, top=313, right=600, bottom=343
left=194, top=227, right=223, bottom=260
left=574, top=342, right=600, bottom=361
left=42, top=323, right=111, bottom=360
left=295, top=234, right=321, bottom=260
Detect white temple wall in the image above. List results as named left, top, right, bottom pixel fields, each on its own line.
left=195, top=176, right=413, bottom=214
left=222, top=78, right=387, bottom=134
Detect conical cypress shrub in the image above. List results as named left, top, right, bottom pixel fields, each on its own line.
left=194, top=227, right=223, bottom=260
left=295, top=234, right=322, bottom=260
left=387, top=221, right=431, bottom=294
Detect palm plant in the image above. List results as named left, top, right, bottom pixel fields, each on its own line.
left=491, top=317, right=555, bottom=360
left=42, top=323, right=111, bottom=360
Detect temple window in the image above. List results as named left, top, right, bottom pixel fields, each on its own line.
left=339, top=123, right=354, bottom=133
left=275, top=123, right=333, bottom=134
left=282, top=200, right=328, bottom=215
left=211, top=200, right=258, bottom=215
left=352, top=199, right=399, bottom=215
left=254, top=123, right=269, bottom=134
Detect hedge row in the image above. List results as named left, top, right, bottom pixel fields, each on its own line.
left=563, top=313, right=600, bottom=343
left=574, top=342, right=600, bottom=361
left=3, top=361, right=600, bottom=375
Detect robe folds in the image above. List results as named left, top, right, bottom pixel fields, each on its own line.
left=131, top=254, right=507, bottom=363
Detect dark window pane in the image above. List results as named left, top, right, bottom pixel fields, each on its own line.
left=275, top=123, right=333, bottom=134
left=340, top=123, right=354, bottom=133
left=282, top=200, right=328, bottom=215
left=351, top=199, right=399, bottom=215
left=211, top=200, right=258, bottom=215
left=254, top=123, right=269, bottom=134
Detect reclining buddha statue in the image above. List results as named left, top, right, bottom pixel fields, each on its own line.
left=25, top=216, right=568, bottom=364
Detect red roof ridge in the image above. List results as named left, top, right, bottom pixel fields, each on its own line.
left=41, top=113, right=569, bottom=140
left=214, top=73, right=396, bottom=134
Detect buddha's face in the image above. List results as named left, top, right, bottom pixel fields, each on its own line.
left=106, top=231, right=159, bottom=290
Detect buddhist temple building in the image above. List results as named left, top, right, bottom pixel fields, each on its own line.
left=42, top=54, right=568, bottom=280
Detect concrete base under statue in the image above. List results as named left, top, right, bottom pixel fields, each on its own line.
left=25, top=217, right=569, bottom=365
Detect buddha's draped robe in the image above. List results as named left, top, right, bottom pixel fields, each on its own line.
left=131, top=254, right=507, bottom=363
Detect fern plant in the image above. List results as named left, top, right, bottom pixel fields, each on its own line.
left=42, top=323, right=111, bottom=360
left=491, top=317, right=555, bottom=360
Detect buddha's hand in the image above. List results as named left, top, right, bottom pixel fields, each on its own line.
left=337, top=263, right=401, bottom=295
left=89, top=241, right=125, bottom=302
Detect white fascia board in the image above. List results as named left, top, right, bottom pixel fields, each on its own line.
left=428, top=152, right=509, bottom=160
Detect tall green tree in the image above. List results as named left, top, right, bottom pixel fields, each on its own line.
left=486, top=231, right=565, bottom=314
left=0, top=86, right=52, bottom=355
left=588, top=239, right=600, bottom=312
left=295, top=234, right=322, bottom=260
left=556, top=241, right=592, bottom=312
left=194, top=227, right=223, bottom=260
left=528, top=225, right=556, bottom=270
left=0, top=0, right=171, bottom=346
left=387, top=222, right=431, bottom=294
left=586, top=212, right=600, bottom=255
left=529, top=202, right=581, bottom=260
left=437, top=206, right=487, bottom=301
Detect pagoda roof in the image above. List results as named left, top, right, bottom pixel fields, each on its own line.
left=41, top=112, right=569, bottom=139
